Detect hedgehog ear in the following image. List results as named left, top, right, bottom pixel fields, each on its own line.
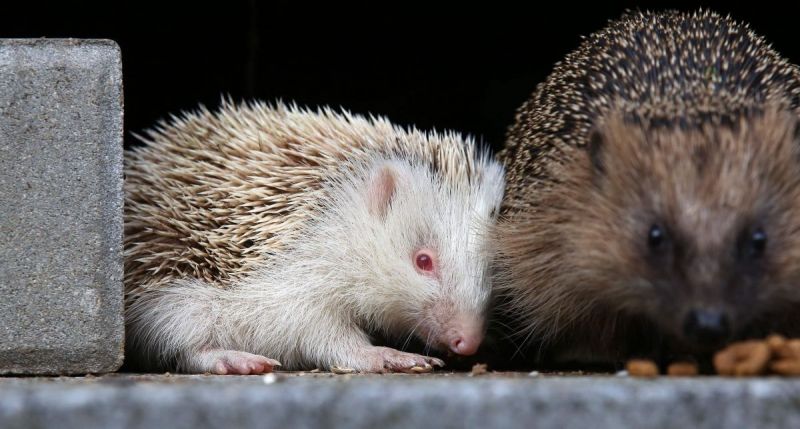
left=367, top=163, right=398, bottom=218
left=587, top=127, right=606, bottom=175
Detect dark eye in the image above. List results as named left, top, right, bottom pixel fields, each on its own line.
left=414, top=250, right=435, bottom=273
left=749, top=228, right=767, bottom=258
left=648, top=224, right=665, bottom=249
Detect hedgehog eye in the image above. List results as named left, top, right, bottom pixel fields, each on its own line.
left=414, top=250, right=435, bottom=273
left=648, top=224, right=666, bottom=249
left=748, top=228, right=767, bottom=258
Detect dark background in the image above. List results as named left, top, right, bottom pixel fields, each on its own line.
left=2, top=1, right=798, bottom=151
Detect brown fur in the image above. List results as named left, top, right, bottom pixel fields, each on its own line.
left=499, top=108, right=800, bottom=360
left=497, top=10, right=800, bottom=364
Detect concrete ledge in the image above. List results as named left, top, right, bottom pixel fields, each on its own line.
left=1, top=374, right=800, bottom=428
left=0, top=39, right=124, bottom=374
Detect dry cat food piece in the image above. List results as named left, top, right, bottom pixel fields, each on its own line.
left=771, top=337, right=800, bottom=360
left=765, top=335, right=800, bottom=375
left=714, top=335, right=800, bottom=376
left=713, top=341, right=771, bottom=376
left=626, top=359, right=659, bottom=377
left=331, top=366, right=357, bottom=375
left=667, top=362, right=698, bottom=376
left=766, top=334, right=787, bottom=353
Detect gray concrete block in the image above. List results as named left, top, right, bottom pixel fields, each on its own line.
left=1, top=374, right=800, bottom=429
left=0, top=39, right=124, bottom=374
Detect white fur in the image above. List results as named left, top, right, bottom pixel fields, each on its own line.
left=126, top=155, right=505, bottom=371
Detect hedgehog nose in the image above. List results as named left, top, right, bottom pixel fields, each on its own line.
left=683, top=308, right=730, bottom=345
left=442, top=317, right=483, bottom=356
left=443, top=314, right=484, bottom=356
left=449, top=335, right=481, bottom=356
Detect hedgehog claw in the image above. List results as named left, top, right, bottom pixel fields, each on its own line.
left=194, top=349, right=281, bottom=375
left=358, top=346, right=445, bottom=373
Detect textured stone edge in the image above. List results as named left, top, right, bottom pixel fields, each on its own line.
left=1, top=376, right=800, bottom=429
left=0, top=38, right=121, bottom=47
left=0, top=38, right=125, bottom=375
left=91, top=38, right=125, bottom=375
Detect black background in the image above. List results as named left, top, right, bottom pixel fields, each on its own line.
left=2, top=1, right=798, bottom=151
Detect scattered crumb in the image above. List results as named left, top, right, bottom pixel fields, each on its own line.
left=262, top=373, right=278, bottom=384
left=528, top=371, right=540, bottom=377
left=331, top=366, right=357, bottom=375
left=626, top=359, right=659, bottom=377
left=310, top=368, right=321, bottom=373
left=615, top=370, right=629, bottom=377
left=666, top=362, right=698, bottom=376
left=469, top=363, right=488, bottom=376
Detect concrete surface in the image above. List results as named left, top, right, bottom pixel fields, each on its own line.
left=1, top=373, right=800, bottom=428
left=0, top=39, right=124, bottom=374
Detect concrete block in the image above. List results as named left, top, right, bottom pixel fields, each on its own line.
left=0, top=39, right=124, bottom=374
left=1, top=375, right=800, bottom=428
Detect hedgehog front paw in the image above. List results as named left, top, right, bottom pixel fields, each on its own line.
left=353, top=346, right=445, bottom=373
left=192, top=349, right=281, bottom=375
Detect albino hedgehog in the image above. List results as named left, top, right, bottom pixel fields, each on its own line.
left=497, top=10, right=800, bottom=365
left=124, top=101, right=505, bottom=374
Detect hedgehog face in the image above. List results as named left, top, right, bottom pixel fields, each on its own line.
left=567, top=108, right=800, bottom=351
left=337, top=157, right=504, bottom=356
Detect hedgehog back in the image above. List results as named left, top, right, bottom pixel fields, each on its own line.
left=124, top=101, right=483, bottom=294
left=501, top=10, right=800, bottom=211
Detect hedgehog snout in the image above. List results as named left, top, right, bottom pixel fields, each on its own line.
left=440, top=316, right=484, bottom=356
left=682, top=307, right=731, bottom=347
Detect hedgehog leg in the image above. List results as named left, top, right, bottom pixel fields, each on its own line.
left=126, top=280, right=283, bottom=374
left=304, top=316, right=445, bottom=373
left=186, top=349, right=282, bottom=375
left=351, top=346, right=445, bottom=373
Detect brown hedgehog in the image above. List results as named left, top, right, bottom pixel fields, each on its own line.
left=124, top=101, right=505, bottom=373
left=496, top=9, right=800, bottom=365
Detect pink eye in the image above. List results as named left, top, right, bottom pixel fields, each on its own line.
left=415, top=252, right=434, bottom=272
